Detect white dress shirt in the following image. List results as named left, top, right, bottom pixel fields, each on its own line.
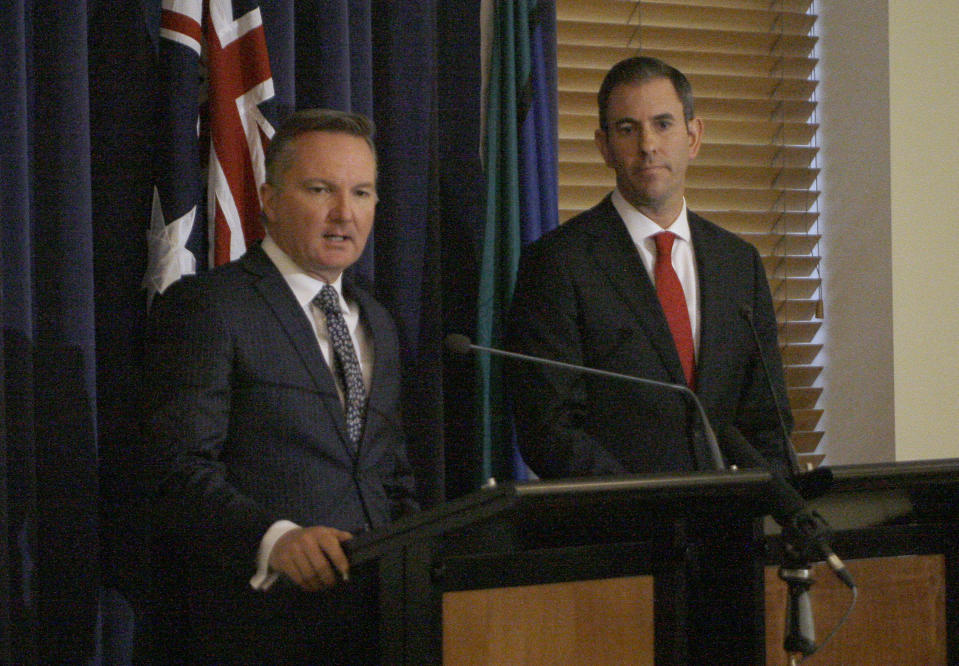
left=260, top=235, right=373, bottom=396
left=250, top=235, right=373, bottom=591
left=611, top=190, right=701, bottom=355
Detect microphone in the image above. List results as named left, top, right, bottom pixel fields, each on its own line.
left=739, top=304, right=834, bottom=502
left=444, top=333, right=474, bottom=355
left=739, top=305, right=801, bottom=477
left=722, top=425, right=854, bottom=659
left=444, top=333, right=725, bottom=471
left=722, top=426, right=853, bottom=589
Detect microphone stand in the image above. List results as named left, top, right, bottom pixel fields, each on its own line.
left=780, top=512, right=822, bottom=663
left=445, top=334, right=725, bottom=471
left=777, top=508, right=857, bottom=663
left=780, top=560, right=817, bottom=663
left=739, top=307, right=832, bottom=661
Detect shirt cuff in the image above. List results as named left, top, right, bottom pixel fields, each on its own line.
left=249, top=519, right=300, bottom=591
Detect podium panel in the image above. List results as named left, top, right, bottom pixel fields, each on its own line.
left=348, top=470, right=773, bottom=664
left=443, top=576, right=654, bottom=665
left=763, top=459, right=959, bottom=664
left=348, top=459, right=959, bottom=664
left=764, top=555, right=947, bottom=665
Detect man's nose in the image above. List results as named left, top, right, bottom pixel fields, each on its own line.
left=637, top=126, right=658, bottom=153
left=328, top=191, right=354, bottom=221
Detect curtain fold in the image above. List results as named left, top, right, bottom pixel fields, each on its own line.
left=0, top=7, right=35, bottom=659
left=2, top=1, right=101, bottom=662
left=435, top=0, right=486, bottom=499
left=369, top=1, right=445, bottom=505
left=89, top=1, right=158, bottom=661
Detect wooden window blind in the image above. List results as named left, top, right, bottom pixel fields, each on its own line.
left=555, top=0, right=824, bottom=467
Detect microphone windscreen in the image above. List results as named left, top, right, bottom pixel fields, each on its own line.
left=796, top=466, right=833, bottom=500
left=444, top=334, right=473, bottom=355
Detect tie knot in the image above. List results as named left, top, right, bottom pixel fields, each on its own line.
left=654, top=231, right=676, bottom=258
left=316, top=284, right=340, bottom=314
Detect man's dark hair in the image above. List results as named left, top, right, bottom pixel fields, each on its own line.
left=597, top=56, right=695, bottom=130
left=264, top=108, right=377, bottom=186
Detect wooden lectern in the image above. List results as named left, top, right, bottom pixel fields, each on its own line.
left=347, top=470, right=775, bottom=664
left=348, top=459, right=959, bottom=664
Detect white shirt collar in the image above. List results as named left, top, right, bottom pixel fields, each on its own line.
left=611, top=189, right=692, bottom=247
left=260, top=235, right=349, bottom=313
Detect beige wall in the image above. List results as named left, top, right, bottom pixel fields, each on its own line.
left=817, top=3, right=895, bottom=464
left=888, top=1, right=959, bottom=460
left=819, top=2, right=959, bottom=464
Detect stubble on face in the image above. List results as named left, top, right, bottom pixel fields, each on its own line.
left=260, top=132, right=378, bottom=283
left=594, top=78, right=702, bottom=227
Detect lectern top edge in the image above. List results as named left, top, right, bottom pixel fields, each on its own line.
left=514, top=468, right=771, bottom=497
left=346, top=469, right=775, bottom=566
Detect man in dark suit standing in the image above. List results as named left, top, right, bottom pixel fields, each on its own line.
left=140, top=109, right=417, bottom=662
left=506, top=56, right=794, bottom=479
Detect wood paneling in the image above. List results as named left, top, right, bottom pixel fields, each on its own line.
left=443, top=576, right=655, bottom=665
left=764, top=555, right=947, bottom=665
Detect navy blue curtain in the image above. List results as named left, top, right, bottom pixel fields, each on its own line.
left=1, top=1, right=101, bottom=662
left=434, top=0, right=486, bottom=499
left=1, top=0, right=487, bottom=660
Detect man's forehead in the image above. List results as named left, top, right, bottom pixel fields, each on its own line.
left=289, top=132, right=375, bottom=167
left=608, top=79, right=683, bottom=111
left=292, top=130, right=372, bottom=153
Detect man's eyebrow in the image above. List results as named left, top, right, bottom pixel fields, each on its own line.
left=297, top=177, right=376, bottom=190
left=611, top=112, right=677, bottom=124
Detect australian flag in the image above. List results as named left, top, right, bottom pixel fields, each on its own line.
left=144, top=0, right=278, bottom=302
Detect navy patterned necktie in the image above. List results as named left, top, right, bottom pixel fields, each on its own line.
left=315, top=285, right=366, bottom=447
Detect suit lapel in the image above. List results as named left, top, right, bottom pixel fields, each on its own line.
left=242, top=246, right=355, bottom=450
left=585, top=198, right=688, bottom=385
left=690, top=213, right=730, bottom=400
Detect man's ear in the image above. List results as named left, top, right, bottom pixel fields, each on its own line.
left=686, top=117, right=704, bottom=159
left=594, top=128, right=613, bottom=167
left=259, top=182, right=276, bottom=223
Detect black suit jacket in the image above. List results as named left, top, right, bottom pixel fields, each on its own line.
left=506, top=195, right=793, bottom=478
left=140, top=243, right=416, bottom=662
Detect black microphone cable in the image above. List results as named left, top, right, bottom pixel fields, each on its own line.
left=739, top=304, right=801, bottom=477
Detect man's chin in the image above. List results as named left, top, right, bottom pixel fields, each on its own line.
left=622, top=187, right=666, bottom=209
left=303, top=253, right=356, bottom=282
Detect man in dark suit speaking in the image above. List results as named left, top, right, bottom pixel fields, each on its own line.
left=506, top=56, right=794, bottom=479
left=140, top=109, right=417, bottom=662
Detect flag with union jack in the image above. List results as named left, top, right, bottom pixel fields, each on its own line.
left=144, top=0, right=277, bottom=301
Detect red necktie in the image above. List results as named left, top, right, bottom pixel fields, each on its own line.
left=654, top=232, right=696, bottom=388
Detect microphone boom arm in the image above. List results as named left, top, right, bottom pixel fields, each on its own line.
left=450, top=336, right=725, bottom=471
